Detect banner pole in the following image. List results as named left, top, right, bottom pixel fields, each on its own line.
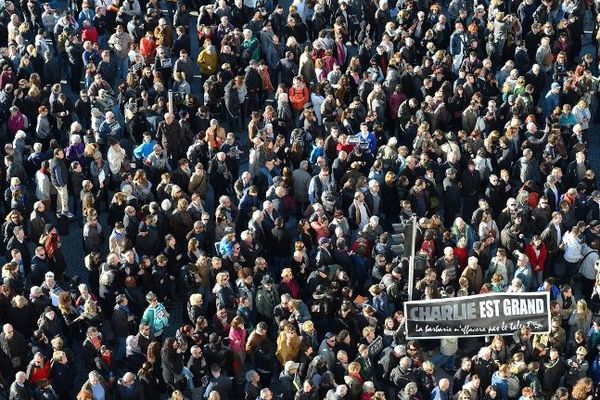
left=407, top=215, right=417, bottom=301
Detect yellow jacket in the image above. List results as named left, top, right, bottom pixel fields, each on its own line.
left=275, top=331, right=300, bottom=365
left=197, top=50, right=218, bottom=76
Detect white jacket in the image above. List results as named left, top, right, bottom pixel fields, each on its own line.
left=562, top=231, right=583, bottom=263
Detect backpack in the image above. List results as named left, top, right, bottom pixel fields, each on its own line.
left=321, top=190, right=340, bottom=215
left=507, top=375, right=520, bottom=398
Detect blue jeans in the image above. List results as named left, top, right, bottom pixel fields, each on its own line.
left=116, top=55, right=129, bottom=79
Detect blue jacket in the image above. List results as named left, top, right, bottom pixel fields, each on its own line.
left=357, top=131, right=377, bottom=154
left=536, top=284, right=560, bottom=301
left=133, top=140, right=156, bottom=160
left=431, top=386, right=451, bottom=400
left=219, top=237, right=234, bottom=257
left=543, top=91, right=559, bottom=116
left=309, top=145, right=325, bottom=164
left=238, top=191, right=261, bottom=218
left=491, top=371, right=509, bottom=400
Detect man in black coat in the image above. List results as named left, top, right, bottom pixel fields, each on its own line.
left=461, top=161, right=482, bottom=220
left=0, top=84, right=14, bottom=129
left=114, top=372, right=145, bottom=400
left=208, top=152, right=232, bottom=207
left=74, top=90, right=92, bottom=130
left=28, top=247, right=50, bottom=288
left=65, top=35, right=84, bottom=92
left=156, top=113, right=183, bottom=166
left=269, top=217, right=292, bottom=270
left=50, top=93, right=74, bottom=133
left=6, top=226, right=31, bottom=274
left=443, top=168, right=461, bottom=227
left=542, top=348, right=566, bottom=394
left=204, top=364, right=233, bottom=400
left=112, top=295, right=133, bottom=364
left=97, top=50, right=119, bottom=87
left=42, top=52, right=62, bottom=86
left=275, top=52, right=298, bottom=89
left=134, top=323, right=154, bottom=356
left=244, top=60, right=262, bottom=113
left=0, top=324, right=29, bottom=376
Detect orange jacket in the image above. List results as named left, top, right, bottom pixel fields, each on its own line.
left=289, top=84, right=309, bottom=112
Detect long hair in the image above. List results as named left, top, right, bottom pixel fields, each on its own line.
left=44, top=232, right=60, bottom=259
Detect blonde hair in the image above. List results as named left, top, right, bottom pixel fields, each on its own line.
left=52, top=350, right=66, bottom=363
left=216, top=272, right=229, bottom=285
left=348, top=362, right=361, bottom=374
left=422, top=361, right=435, bottom=373
left=11, top=295, right=28, bottom=308
left=301, top=321, right=314, bottom=333
left=189, top=293, right=203, bottom=306
left=51, top=336, right=64, bottom=350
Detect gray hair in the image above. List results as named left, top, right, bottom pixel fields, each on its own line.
left=245, top=370, right=259, bottom=381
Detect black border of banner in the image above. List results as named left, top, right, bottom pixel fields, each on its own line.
left=403, top=292, right=551, bottom=339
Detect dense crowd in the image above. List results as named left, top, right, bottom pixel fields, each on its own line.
left=1, top=0, right=600, bottom=399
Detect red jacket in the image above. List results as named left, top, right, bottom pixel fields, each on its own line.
left=140, top=37, right=156, bottom=60
left=280, top=279, right=300, bottom=299
left=81, top=26, right=98, bottom=44
left=453, top=246, right=468, bottom=270
left=28, top=360, right=51, bottom=385
left=525, top=243, right=547, bottom=272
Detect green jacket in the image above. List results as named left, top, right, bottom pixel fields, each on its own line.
left=241, top=37, right=260, bottom=62
left=255, top=286, right=279, bottom=319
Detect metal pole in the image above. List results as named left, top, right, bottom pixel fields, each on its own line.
left=168, top=90, right=174, bottom=114
left=407, top=215, right=418, bottom=301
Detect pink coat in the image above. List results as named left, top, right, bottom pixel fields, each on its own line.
left=229, top=327, right=247, bottom=353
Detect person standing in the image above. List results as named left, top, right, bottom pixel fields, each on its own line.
left=9, top=371, right=34, bottom=400
left=141, top=292, right=170, bottom=342
left=108, top=24, right=133, bottom=79
left=49, top=148, right=73, bottom=218
left=112, top=294, right=134, bottom=365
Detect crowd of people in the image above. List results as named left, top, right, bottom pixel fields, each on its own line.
left=1, top=0, right=600, bottom=398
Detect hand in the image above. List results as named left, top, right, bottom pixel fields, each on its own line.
left=176, top=254, right=182, bottom=260
left=169, top=275, right=175, bottom=281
